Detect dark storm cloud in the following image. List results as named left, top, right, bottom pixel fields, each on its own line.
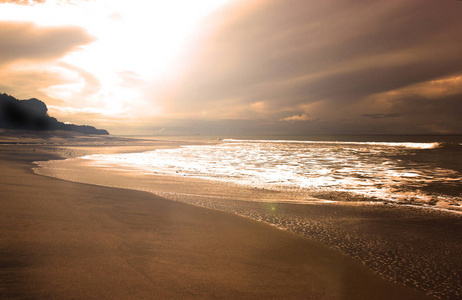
left=362, top=113, right=402, bottom=120
left=157, top=0, right=462, bottom=134
left=0, top=22, right=94, bottom=65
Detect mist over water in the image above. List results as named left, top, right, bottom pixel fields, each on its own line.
left=82, top=136, right=462, bottom=211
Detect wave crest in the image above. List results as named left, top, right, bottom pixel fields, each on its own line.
left=223, top=139, right=440, bottom=149
left=432, top=142, right=462, bottom=150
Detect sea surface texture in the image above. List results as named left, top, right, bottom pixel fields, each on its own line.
left=34, top=135, right=462, bottom=299
left=82, top=136, right=462, bottom=211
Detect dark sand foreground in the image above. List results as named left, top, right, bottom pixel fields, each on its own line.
left=0, top=132, right=433, bottom=299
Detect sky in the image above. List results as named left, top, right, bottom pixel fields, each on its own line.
left=0, top=0, right=461, bottom=135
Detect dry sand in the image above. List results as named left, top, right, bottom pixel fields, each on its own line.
left=0, top=131, right=433, bottom=299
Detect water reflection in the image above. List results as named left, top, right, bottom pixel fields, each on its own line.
left=83, top=139, right=462, bottom=209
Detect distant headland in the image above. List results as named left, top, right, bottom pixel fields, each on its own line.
left=0, top=93, right=109, bottom=135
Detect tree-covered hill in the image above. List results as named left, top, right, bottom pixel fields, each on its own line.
left=0, top=93, right=109, bottom=135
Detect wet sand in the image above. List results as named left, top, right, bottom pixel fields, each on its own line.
left=0, top=131, right=436, bottom=299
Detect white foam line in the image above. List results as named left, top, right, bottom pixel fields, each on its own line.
left=222, top=139, right=439, bottom=149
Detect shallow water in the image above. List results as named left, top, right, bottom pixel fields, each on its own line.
left=33, top=135, right=462, bottom=299
left=72, top=137, right=462, bottom=211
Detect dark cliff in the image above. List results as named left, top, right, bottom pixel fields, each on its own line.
left=0, top=93, right=109, bottom=135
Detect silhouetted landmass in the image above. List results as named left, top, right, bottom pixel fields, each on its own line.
left=0, top=93, right=109, bottom=135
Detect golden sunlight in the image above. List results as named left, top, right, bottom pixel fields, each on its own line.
left=0, top=0, right=232, bottom=119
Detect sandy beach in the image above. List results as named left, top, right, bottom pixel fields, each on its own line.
left=0, top=132, right=440, bottom=299
left=2, top=0, right=461, bottom=298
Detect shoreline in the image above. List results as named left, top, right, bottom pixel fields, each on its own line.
left=0, top=132, right=449, bottom=299
left=34, top=158, right=462, bottom=216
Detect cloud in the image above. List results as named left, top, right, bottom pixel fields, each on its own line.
left=0, top=0, right=88, bottom=4
left=151, top=0, right=462, bottom=134
left=362, top=113, right=401, bottom=120
left=52, top=62, right=101, bottom=99
left=366, top=76, right=462, bottom=103
left=1, top=0, right=461, bottom=135
left=0, top=61, right=102, bottom=111
left=0, top=21, right=96, bottom=111
left=0, top=69, right=68, bottom=105
left=0, top=21, right=94, bottom=66
left=0, top=0, right=45, bottom=5
left=280, top=114, right=312, bottom=122
left=118, top=71, right=144, bottom=87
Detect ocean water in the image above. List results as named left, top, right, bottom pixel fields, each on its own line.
left=33, top=135, right=462, bottom=298
left=78, top=136, right=462, bottom=211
